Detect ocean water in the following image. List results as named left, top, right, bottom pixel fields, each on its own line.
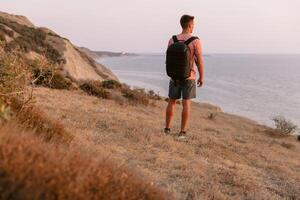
left=98, top=54, right=300, bottom=128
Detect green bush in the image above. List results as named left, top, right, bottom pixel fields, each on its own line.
left=121, top=87, right=149, bottom=106
left=101, top=79, right=121, bottom=89
left=80, top=81, right=110, bottom=99
left=30, top=60, right=71, bottom=90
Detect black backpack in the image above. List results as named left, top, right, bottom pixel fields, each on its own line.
left=166, top=35, right=198, bottom=81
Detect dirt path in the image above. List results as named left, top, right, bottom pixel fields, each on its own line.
left=34, top=87, right=300, bottom=200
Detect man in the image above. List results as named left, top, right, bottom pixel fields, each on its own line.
left=165, top=14, right=204, bottom=139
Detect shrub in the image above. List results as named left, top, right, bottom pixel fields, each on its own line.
left=32, top=66, right=72, bottom=90
left=80, top=81, right=111, bottom=99
left=121, top=87, right=149, bottom=106
left=272, top=116, right=297, bottom=135
left=148, top=90, right=162, bottom=100
left=0, top=45, right=31, bottom=97
left=101, top=79, right=122, bottom=89
left=0, top=46, right=72, bottom=143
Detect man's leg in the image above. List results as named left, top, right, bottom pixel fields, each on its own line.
left=181, top=99, right=191, bottom=132
left=165, top=99, right=177, bottom=129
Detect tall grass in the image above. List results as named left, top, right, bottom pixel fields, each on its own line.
left=0, top=124, right=170, bottom=200
left=0, top=45, right=72, bottom=143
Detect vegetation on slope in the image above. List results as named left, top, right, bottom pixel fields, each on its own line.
left=0, top=42, right=72, bottom=143
left=0, top=124, right=170, bottom=200
left=0, top=31, right=169, bottom=200
left=0, top=16, right=65, bottom=64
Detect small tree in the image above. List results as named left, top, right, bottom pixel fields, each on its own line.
left=272, top=116, right=297, bottom=135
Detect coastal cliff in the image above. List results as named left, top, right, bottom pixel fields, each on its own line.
left=0, top=11, right=117, bottom=82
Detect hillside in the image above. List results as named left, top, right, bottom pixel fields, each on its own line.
left=0, top=11, right=117, bottom=82
left=30, top=87, right=299, bottom=200
left=0, top=11, right=300, bottom=200
left=79, top=46, right=137, bottom=60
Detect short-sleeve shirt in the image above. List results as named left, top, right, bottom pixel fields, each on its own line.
left=168, top=33, right=201, bottom=80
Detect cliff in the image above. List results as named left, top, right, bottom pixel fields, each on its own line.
left=0, top=11, right=117, bottom=82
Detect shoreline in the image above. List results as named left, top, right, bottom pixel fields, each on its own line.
left=97, top=55, right=300, bottom=133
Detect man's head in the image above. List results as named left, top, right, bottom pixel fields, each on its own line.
left=180, top=15, right=195, bottom=33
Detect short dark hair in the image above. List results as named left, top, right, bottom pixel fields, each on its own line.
left=180, top=15, right=194, bottom=29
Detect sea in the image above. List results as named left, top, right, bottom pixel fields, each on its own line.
left=98, top=54, right=300, bottom=130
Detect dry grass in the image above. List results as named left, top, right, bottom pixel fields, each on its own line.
left=10, top=98, right=73, bottom=143
left=0, top=45, right=73, bottom=143
left=0, top=123, right=170, bottom=200
left=33, top=87, right=300, bottom=200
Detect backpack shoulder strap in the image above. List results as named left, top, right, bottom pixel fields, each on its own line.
left=172, top=35, right=179, bottom=43
left=184, top=36, right=199, bottom=45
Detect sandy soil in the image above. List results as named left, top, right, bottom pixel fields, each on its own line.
left=33, top=87, right=300, bottom=200
left=62, top=40, right=105, bottom=81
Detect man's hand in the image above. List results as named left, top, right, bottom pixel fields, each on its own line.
left=197, top=78, right=203, bottom=87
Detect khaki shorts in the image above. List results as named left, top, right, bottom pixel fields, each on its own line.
left=168, top=79, right=196, bottom=100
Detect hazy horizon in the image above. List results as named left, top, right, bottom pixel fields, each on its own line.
left=1, top=0, right=300, bottom=54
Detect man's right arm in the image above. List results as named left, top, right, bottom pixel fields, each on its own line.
left=195, top=39, right=204, bottom=87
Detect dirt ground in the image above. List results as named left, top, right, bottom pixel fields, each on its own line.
left=34, top=87, right=300, bottom=200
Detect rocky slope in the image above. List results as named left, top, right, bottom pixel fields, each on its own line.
left=0, top=11, right=117, bottom=82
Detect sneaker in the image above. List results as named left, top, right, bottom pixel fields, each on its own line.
left=164, top=128, right=171, bottom=135
left=177, top=131, right=187, bottom=139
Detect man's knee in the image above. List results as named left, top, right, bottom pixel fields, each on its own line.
left=182, top=99, right=191, bottom=107
left=168, top=99, right=177, bottom=106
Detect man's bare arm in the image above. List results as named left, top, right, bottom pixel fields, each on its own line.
left=195, top=40, right=204, bottom=87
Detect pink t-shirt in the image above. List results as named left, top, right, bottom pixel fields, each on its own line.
left=168, top=33, right=201, bottom=80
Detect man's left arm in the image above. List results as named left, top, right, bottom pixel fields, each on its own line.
left=195, top=39, right=204, bottom=87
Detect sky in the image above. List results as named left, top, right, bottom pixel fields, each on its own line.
left=1, top=0, right=300, bottom=54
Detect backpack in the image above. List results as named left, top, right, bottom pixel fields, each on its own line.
left=166, top=35, right=199, bottom=81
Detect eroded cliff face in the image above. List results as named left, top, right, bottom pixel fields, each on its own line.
left=0, top=11, right=118, bottom=82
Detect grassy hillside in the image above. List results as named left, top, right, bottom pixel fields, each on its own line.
left=0, top=34, right=171, bottom=200
left=0, top=11, right=170, bottom=198
left=32, top=87, right=300, bottom=200
left=0, top=11, right=299, bottom=200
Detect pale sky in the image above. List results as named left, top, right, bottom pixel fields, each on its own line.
left=1, top=0, right=300, bottom=54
